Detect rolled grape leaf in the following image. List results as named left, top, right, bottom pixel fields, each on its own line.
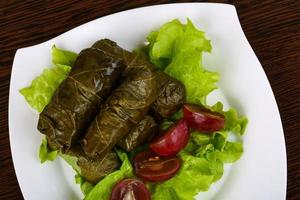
left=81, top=55, right=157, bottom=157
left=38, top=48, right=125, bottom=151
left=93, top=39, right=152, bottom=79
left=92, top=39, right=185, bottom=121
left=62, top=145, right=120, bottom=184
left=150, top=70, right=185, bottom=121
left=117, top=115, right=157, bottom=152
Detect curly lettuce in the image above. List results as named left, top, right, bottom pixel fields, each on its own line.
left=38, top=138, right=58, bottom=163
left=211, top=102, right=248, bottom=135
left=19, top=46, right=76, bottom=112
left=52, top=45, right=77, bottom=66
left=19, top=64, right=71, bottom=112
left=146, top=19, right=219, bottom=104
left=75, top=175, right=94, bottom=196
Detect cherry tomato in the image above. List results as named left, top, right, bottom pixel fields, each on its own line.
left=134, top=151, right=181, bottom=182
left=150, top=119, right=189, bottom=156
left=110, top=179, right=151, bottom=200
left=183, top=103, right=225, bottom=133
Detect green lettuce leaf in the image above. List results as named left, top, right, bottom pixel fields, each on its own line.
left=59, top=153, right=81, bottom=173
left=148, top=19, right=183, bottom=65
left=20, top=64, right=71, bottom=112
left=38, top=138, right=58, bottom=163
left=170, top=109, right=183, bottom=121
left=84, top=149, right=133, bottom=200
left=75, top=174, right=94, bottom=196
left=60, top=152, right=95, bottom=196
left=147, top=19, right=218, bottom=104
left=210, top=131, right=228, bottom=151
left=159, top=121, right=174, bottom=132
left=211, top=102, right=248, bottom=135
left=20, top=45, right=77, bottom=112
left=52, top=45, right=77, bottom=66
left=152, top=187, right=181, bottom=200
left=191, top=131, right=211, bottom=146
left=221, top=141, right=243, bottom=163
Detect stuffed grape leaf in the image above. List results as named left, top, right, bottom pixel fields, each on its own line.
left=38, top=48, right=125, bottom=151
left=81, top=54, right=157, bottom=157
left=62, top=145, right=120, bottom=184
left=92, top=39, right=186, bottom=121
left=117, top=115, right=157, bottom=152
left=150, top=70, right=185, bottom=121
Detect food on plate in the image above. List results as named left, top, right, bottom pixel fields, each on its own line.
left=62, top=145, right=120, bottom=184
left=117, top=115, right=157, bottom=152
left=38, top=48, right=125, bottom=151
left=183, top=103, right=225, bottom=133
left=133, top=150, right=181, bottom=182
left=150, top=70, right=186, bottom=121
left=92, top=39, right=152, bottom=79
left=150, top=119, right=189, bottom=156
left=92, top=39, right=186, bottom=121
left=81, top=55, right=157, bottom=157
left=20, top=18, right=248, bottom=200
left=84, top=150, right=134, bottom=200
left=110, top=179, right=151, bottom=200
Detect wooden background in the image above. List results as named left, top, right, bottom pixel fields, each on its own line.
left=0, top=0, right=299, bottom=199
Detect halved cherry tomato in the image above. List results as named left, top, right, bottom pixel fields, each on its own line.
left=134, top=151, right=181, bottom=182
left=110, top=179, right=151, bottom=200
left=150, top=119, right=189, bottom=156
left=183, top=103, right=225, bottom=133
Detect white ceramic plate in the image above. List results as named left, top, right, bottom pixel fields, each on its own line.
left=9, top=3, right=286, bottom=200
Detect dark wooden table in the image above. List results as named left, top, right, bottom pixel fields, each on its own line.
left=1, top=0, right=299, bottom=199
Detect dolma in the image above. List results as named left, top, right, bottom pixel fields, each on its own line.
left=62, top=145, right=120, bottom=184
left=92, top=39, right=151, bottom=79
left=117, top=115, right=157, bottom=152
left=150, top=70, right=185, bottom=120
left=81, top=57, right=157, bottom=157
left=38, top=48, right=125, bottom=151
left=92, top=39, right=185, bottom=121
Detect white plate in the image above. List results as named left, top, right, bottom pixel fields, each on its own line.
left=9, top=3, right=287, bottom=200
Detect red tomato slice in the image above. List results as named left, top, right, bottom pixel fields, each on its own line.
left=110, top=179, right=151, bottom=200
left=134, top=151, right=181, bottom=182
left=183, top=103, right=225, bottom=133
left=150, top=119, right=189, bottom=156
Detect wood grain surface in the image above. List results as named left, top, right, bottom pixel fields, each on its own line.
left=0, top=0, right=299, bottom=199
